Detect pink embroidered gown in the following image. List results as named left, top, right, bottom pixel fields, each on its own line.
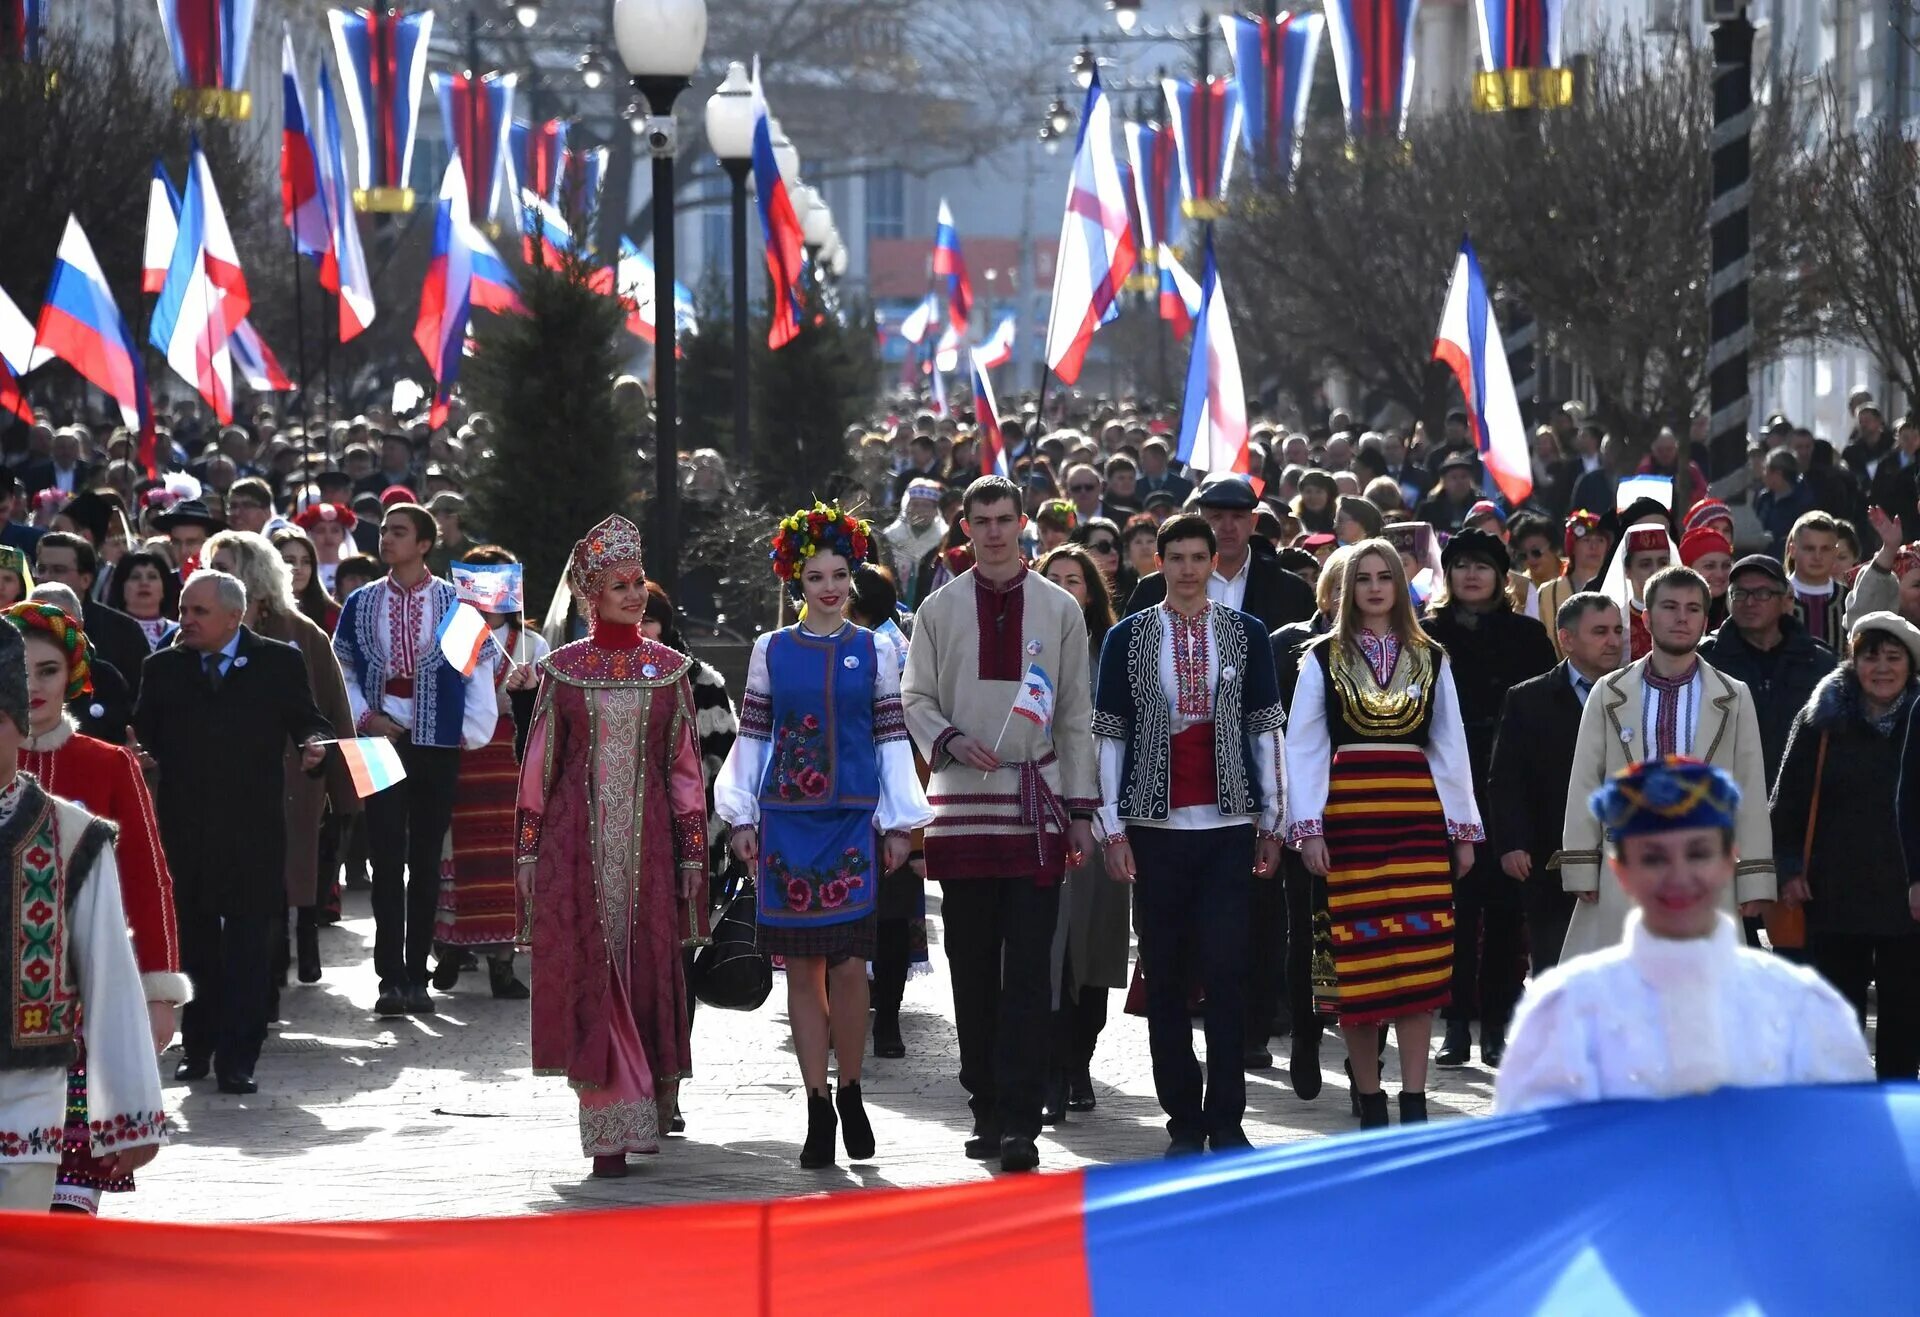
left=516, top=625, right=709, bottom=1158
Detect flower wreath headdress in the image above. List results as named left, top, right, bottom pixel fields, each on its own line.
left=770, top=501, right=874, bottom=594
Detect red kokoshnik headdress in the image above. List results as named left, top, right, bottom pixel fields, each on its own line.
left=568, top=514, right=646, bottom=601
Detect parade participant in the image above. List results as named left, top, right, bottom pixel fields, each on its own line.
left=1496, top=758, right=1871, bottom=1115
left=103, top=551, right=179, bottom=651
left=1095, top=515, right=1284, bottom=1155
left=1072, top=518, right=1124, bottom=600
left=293, top=502, right=356, bottom=596
left=1036, top=544, right=1129, bottom=1120
left=1489, top=594, right=1624, bottom=975
left=1333, top=495, right=1383, bottom=546
left=514, top=516, right=712, bottom=1179
left=4, top=603, right=185, bottom=1214
left=902, top=475, right=1098, bottom=1174
left=1679, top=526, right=1734, bottom=632
left=1508, top=514, right=1572, bottom=655
left=1698, top=555, right=1835, bottom=787
left=1035, top=498, right=1078, bottom=554
left=137, top=572, right=331, bottom=1094
left=1771, top=613, right=1920, bottom=1080
left=716, top=503, right=931, bottom=1169
left=0, top=545, right=32, bottom=607
left=1423, top=529, right=1556, bottom=1069
left=1381, top=520, right=1443, bottom=611
left=1563, top=510, right=1611, bottom=591
left=333, top=504, right=498, bottom=1017
left=1285, top=540, right=1482, bottom=1128
left=1843, top=509, right=1920, bottom=627
left=272, top=528, right=340, bottom=633
left=0, top=622, right=166, bottom=1210
left=881, top=478, right=947, bottom=607
left=1557, top=566, right=1776, bottom=960
left=432, top=547, right=545, bottom=1000
left=1600, top=523, right=1677, bottom=661
left=1783, top=511, right=1852, bottom=654
left=150, top=498, right=225, bottom=571
left=34, top=532, right=149, bottom=703
left=1293, top=470, right=1338, bottom=535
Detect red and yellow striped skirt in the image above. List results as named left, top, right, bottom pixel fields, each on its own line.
left=1314, top=745, right=1455, bottom=1025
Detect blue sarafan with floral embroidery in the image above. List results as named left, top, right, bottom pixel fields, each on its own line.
left=766, top=845, right=874, bottom=915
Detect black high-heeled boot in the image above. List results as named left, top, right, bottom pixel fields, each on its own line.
left=1357, top=1091, right=1391, bottom=1130
left=871, top=1007, right=905, bottom=1059
left=836, top=1081, right=876, bottom=1161
left=1399, top=1091, right=1428, bottom=1124
left=296, top=922, right=322, bottom=984
left=488, top=955, right=529, bottom=1000
left=800, top=1087, right=838, bottom=1169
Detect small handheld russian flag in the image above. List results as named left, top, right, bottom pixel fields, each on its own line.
left=1011, top=663, right=1055, bottom=731
left=335, top=737, right=407, bottom=798
left=436, top=600, right=493, bottom=676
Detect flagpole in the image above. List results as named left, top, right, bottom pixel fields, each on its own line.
left=290, top=231, right=310, bottom=436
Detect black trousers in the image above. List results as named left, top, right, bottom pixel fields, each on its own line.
left=1051, top=945, right=1109, bottom=1073
left=1444, top=867, right=1527, bottom=1026
left=179, top=907, right=275, bottom=1077
left=873, top=916, right=912, bottom=1016
left=1281, top=853, right=1320, bottom=1034
left=1525, top=887, right=1579, bottom=976
left=364, top=741, right=463, bottom=985
left=1810, top=931, right=1920, bottom=1081
left=940, top=877, right=1061, bottom=1142
left=1243, top=855, right=1288, bottom=1047
left=1132, top=825, right=1253, bottom=1142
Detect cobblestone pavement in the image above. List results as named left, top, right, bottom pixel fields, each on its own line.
left=125, top=890, right=1499, bottom=1222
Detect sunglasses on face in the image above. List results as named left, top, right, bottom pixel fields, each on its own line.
left=1523, top=545, right=1552, bottom=559
left=1068, top=483, right=1099, bottom=494
left=1088, top=540, right=1117, bottom=554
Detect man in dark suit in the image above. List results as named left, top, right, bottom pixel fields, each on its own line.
left=21, top=425, right=94, bottom=496
left=34, top=532, right=150, bottom=702
left=1488, top=590, right=1624, bottom=975
left=136, top=570, right=332, bottom=1094
left=1129, top=474, right=1314, bottom=1071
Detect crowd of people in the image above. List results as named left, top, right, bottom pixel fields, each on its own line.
left=0, top=380, right=1912, bottom=1209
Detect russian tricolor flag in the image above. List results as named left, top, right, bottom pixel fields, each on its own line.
left=336, top=736, right=407, bottom=797
left=1043, top=72, right=1136, bottom=386
left=1325, top=0, right=1423, bottom=139
left=150, top=137, right=253, bottom=425
left=509, top=118, right=568, bottom=211
left=280, top=28, right=330, bottom=263
left=0, top=285, right=35, bottom=425
left=1476, top=0, right=1564, bottom=72
left=142, top=162, right=181, bottom=296
left=316, top=58, right=376, bottom=340
left=415, top=154, right=476, bottom=429
left=1433, top=236, right=1531, bottom=506
left=974, top=313, right=1017, bottom=370
left=1162, top=76, right=1244, bottom=217
left=328, top=7, right=435, bottom=194
left=1158, top=243, right=1202, bottom=341
left=470, top=230, right=524, bottom=316
left=1175, top=235, right=1249, bottom=480
left=3, top=0, right=45, bottom=62
left=1221, top=11, right=1324, bottom=183
left=434, top=69, right=516, bottom=227
left=1123, top=119, right=1178, bottom=265
left=519, top=189, right=582, bottom=268
left=970, top=347, right=1008, bottom=478
left=933, top=199, right=972, bottom=334
left=34, top=217, right=154, bottom=462
left=612, top=238, right=693, bottom=347
left=157, top=0, right=256, bottom=95
left=750, top=59, right=807, bottom=350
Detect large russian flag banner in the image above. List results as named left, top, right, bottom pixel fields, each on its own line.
left=1220, top=11, right=1324, bottom=183
left=157, top=0, right=259, bottom=118
left=434, top=69, right=515, bottom=226
left=1324, top=0, right=1423, bottom=139
left=35, top=216, right=155, bottom=459
left=328, top=6, right=435, bottom=211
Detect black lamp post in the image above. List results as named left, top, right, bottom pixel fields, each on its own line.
left=704, top=61, right=755, bottom=467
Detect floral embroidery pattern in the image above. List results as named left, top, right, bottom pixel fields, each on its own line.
left=14, top=812, right=75, bottom=1051
left=0, top=1124, right=66, bottom=1158
left=766, top=847, right=871, bottom=914
left=772, top=713, right=831, bottom=802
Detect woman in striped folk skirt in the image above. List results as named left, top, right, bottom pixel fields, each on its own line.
left=1285, top=540, right=1483, bottom=1130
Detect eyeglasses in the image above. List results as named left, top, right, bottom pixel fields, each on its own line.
left=1088, top=540, right=1118, bottom=554
left=1729, top=586, right=1785, bottom=603
left=1068, top=483, right=1099, bottom=494
left=1523, top=545, right=1553, bottom=559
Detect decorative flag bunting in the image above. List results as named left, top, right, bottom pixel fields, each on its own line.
left=1010, top=663, right=1054, bottom=730
left=1044, top=72, right=1136, bottom=386
left=970, top=347, right=1008, bottom=477
left=0, top=286, right=34, bottom=424
left=974, top=313, right=1017, bottom=370
left=279, top=30, right=330, bottom=263
left=34, top=217, right=155, bottom=468
left=335, top=736, right=407, bottom=796
left=563, top=145, right=608, bottom=225
left=435, top=600, right=492, bottom=676
left=142, top=163, right=181, bottom=295
left=229, top=319, right=292, bottom=392
left=315, top=58, right=375, bottom=340
left=932, top=199, right=972, bottom=334
left=750, top=58, right=806, bottom=350
left=1471, top=0, right=1572, bottom=110
left=1122, top=119, right=1179, bottom=269
left=1, top=0, right=45, bottom=61
left=1158, top=243, right=1201, bottom=340
left=509, top=118, right=568, bottom=211
left=1325, top=0, right=1423, bottom=138
left=150, top=138, right=252, bottom=425
left=450, top=562, right=524, bottom=612
left=433, top=69, right=515, bottom=227
left=1175, top=235, right=1249, bottom=479
left=1220, top=10, right=1324, bottom=182
left=415, top=154, right=476, bottom=429
left=1161, top=77, right=1244, bottom=220
left=1433, top=236, right=1531, bottom=505
left=156, top=0, right=258, bottom=118
left=897, top=293, right=940, bottom=346
left=328, top=7, right=435, bottom=211
left=519, top=189, right=582, bottom=267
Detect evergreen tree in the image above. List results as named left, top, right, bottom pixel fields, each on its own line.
left=464, top=246, right=632, bottom=593
left=678, top=266, right=739, bottom=455
left=747, top=292, right=878, bottom=514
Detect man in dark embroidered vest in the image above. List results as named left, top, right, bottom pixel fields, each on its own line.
left=1095, top=515, right=1285, bottom=1156
left=0, top=623, right=166, bottom=1210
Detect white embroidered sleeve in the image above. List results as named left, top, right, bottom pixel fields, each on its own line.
left=73, top=848, right=167, bottom=1155
left=1282, top=657, right=1330, bottom=846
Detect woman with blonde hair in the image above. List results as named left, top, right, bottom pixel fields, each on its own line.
left=1283, top=538, right=1481, bottom=1129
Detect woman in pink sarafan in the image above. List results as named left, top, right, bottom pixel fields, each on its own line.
left=513, top=516, right=711, bottom=1179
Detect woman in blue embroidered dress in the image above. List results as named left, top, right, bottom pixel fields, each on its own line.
left=715, top=503, right=933, bottom=1170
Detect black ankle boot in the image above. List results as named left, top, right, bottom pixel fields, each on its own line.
left=1289, top=1022, right=1323, bottom=1101
left=836, top=1081, right=875, bottom=1161
left=1042, top=1070, right=1067, bottom=1126
left=1435, top=1019, right=1473, bottom=1067
left=1480, top=1019, right=1508, bottom=1068
left=296, top=924, right=322, bottom=984
left=1357, top=1091, right=1390, bottom=1130
left=1399, top=1091, right=1429, bottom=1124
left=800, top=1087, right=837, bottom=1169
left=488, top=956, right=529, bottom=1000
left=872, top=1008, right=905, bottom=1059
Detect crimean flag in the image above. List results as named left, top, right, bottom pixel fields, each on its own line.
left=327, top=7, right=435, bottom=208
left=1043, top=72, right=1136, bottom=386
left=1, top=0, right=45, bottom=61
left=1433, top=235, right=1531, bottom=506
left=316, top=56, right=376, bottom=339
left=34, top=217, right=156, bottom=469
left=1157, top=243, right=1201, bottom=340
left=1325, top=0, right=1422, bottom=138
left=157, top=0, right=258, bottom=114
left=974, top=313, right=1016, bottom=371
left=1122, top=119, right=1179, bottom=267
left=750, top=58, right=806, bottom=350
left=1161, top=76, right=1243, bottom=219
left=1175, top=233, right=1249, bottom=480
left=450, top=562, right=524, bottom=612
left=509, top=118, right=568, bottom=211
left=970, top=347, right=1008, bottom=478
left=897, top=293, right=940, bottom=346
left=433, top=69, right=515, bottom=227
left=142, top=162, right=182, bottom=295
left=1010, top=663, right=1055, bottom=730
left=414, top=154, right=476, bottom=429
left=611, top=238, right=693, bottom=347
left=335, top=736, right=407, bottom=796
left=0, top=285, right=34, bottom=425
left=280, top=28, right=330, bottom=262
left=933, top=324, right=960, bottom=374
left=150, top=136, right=252, bottom=425
left=229, top=319, right=292, bottom=392
left=1221, top=10, right=1325, bottom=182
left=933, top=199, right=973, bottom=334
left=435, top=600, right=492, bottom=676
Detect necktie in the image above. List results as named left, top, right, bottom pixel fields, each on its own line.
left=203, top=651, right=225, bottom=693
left=1572, top=675, right=1591, bottom=706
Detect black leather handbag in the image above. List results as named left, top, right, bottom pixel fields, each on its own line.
left=690, top=876, right=772, bottom=1011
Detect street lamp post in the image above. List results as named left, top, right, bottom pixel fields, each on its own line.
left=705, top=62, right=756, bottom=469
left=613, top=0, right=707, bottom=595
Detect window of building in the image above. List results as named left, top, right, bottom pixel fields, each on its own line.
left=867, top=167, right=904, bottom=241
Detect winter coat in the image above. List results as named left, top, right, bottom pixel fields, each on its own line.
left=1420, top=605, right=1557, bottom=793
left=1698, top=616, right=1836, bottom=786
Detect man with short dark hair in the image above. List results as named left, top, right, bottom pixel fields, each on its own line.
left=1755, top=450, right=1814, bottom=557
left=224, top=477, right=280, bottom=536
left=355, top=433, right=417, bottom=497
left=24, top=426, right=93, bottom=496
left=1095, top=513, right=1284, bottom=1155
left=1698, top=554, right=1835, bottom=783
left=892, top=434, right=941, bottom=504
left=35, top=531, right=150, bottom=702
left=0, top=469, right=44, bottom=554
left=1416, top=453, right=1480, bottom=534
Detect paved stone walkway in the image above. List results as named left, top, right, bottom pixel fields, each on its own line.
left=125, top=890, right=1498, bottom=1221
